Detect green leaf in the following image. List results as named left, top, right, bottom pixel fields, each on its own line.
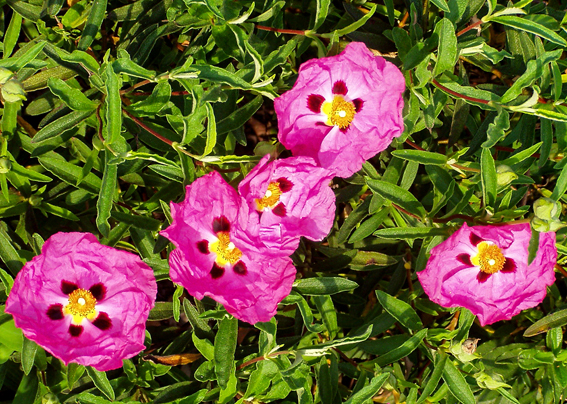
left=47, top=77, right=98, bottom=111
left=202, top=103, right=217, bottom=157
left=499, top=142, right=542, bottom=166
left=0, top=230, right=24, bottom=276
left=370, top=329, right=428, bottom=367
left=482, top=109, right=510, bottom=148
left=418, top=351, right=448, bottom=403
left=96, top=153, right=117, bottom=237
left=524, top=308, right=567, bottom=337
left=430, top=0, right=450, bottom=12
left=323, top=4, right=377, bottom=38
left=216, top=95, right=263, bottom=135
left=484, top=15, right=567, bottom=47
left=299, top=325, right=372, bottom=357
left=500, top=51, right=562, bottom=104
left=104, top=63, right=122, bottom=144
left=214, top=316, right=238, bottom=389
left=32, top=109, right=95, bottom=143
left=67, top=363, right=85, bottom=391
left=77, top=0, right=107, bottom=51
left=313, top=0, right=330, bottom=30
left=3, top=12, right=22, bottom=59
left=433, top=19, right=457, bottom=76
left=293, top=277, right=358, bottom=295
left=367, top=179, right=427, bottom=219
left=344, top=373, right=390, bottom=404
left=374, top=227, right=448, bottom=239
left=313, top=295, right=338, bottom=338
left=550, top=163, right=567, bottom=200
left=391, top=150, right=447, bottom=165
left=41, top=202, right=80, bottom=221
left=481, top=148, right=497, bottom=210
left=21, top=338, right=38, bottom=376
left=148, top=302, right=174, bottom=321
left=113, top=51, right=156, bottom=80
left=172, top=285, right=183, bottom=322
left=110, top=211, right=161, bottom=231
left=86, top=367, right=115, bottom=401
left=38, top=156, right=102, bottom=194
left=442, top=360, right=475, bottom=404
left=375, top=290, right=423, bottom=331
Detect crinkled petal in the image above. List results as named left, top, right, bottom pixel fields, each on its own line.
left=417, top=223, right=557, bottom=326
left=5, top=232, right=157, bottom=371
left=275, top=42, right=405, bottom=178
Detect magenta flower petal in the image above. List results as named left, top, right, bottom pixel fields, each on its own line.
left=417, top=223, right=557, bottom=326
left=238, top=155, right=336, bottom=254
left=275, top=42, right=405, bottom=178
left=5, top=232, right=157, bottom=371
left=160, top=171, right=296, bottom=324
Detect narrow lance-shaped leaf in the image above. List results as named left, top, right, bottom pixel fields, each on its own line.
left=77, top=0, right=108, bottom=51
left=484, top=15, right=567, bottom=47
left=376, top=290, right=423, bottom=331
left=481, top=148, right=497, bottom=211
left=33, top=109, right=95, bottom=143
left=96, top=152, right=118, bottom=238
left=202, top=103, right=217, bottom=157
left=104, top=64, right=122, bottom=144
left=47, top=77, right=99, bottom=111
left=85, top=367, right=115, bottom=401
left=214, top=316, right=238, bottom=389
left=442, top=359, right=475, bottom=404
left=433, top=18, right=457, bottom=76
left=367, top=179, right=427, bottom=219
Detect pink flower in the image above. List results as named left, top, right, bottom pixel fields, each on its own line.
left=238, top=155, right=336, bottom=254
left=275, top=42, right=405, bottom=178
left=160, top=171, right=296, bottom=324
left=417, top=223, right=557, bottom=326
left=5, top=232, right=157, bottom=371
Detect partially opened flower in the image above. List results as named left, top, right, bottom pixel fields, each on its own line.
left=275, top=42, right=405, bottom=178
left=5, top=232, right=157, bottom=371
left=160, top=171, right=296, bottom=324
left=238, top=155, right=336, bottom=254
left=417, top=223, right=556, bottom=326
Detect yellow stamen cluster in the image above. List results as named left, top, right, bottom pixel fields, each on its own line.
left=210, top=232, right=242, bottom=265
left=322, top=95, right=356, bottom=129
left=255, top=182, right=283, bottom=211
left=64, top=289, right=97, bottom=323
left=471, top=242, right=506, bottom=274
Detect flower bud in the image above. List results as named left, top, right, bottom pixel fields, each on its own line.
left=0, top=68, right=13, bottom=85
left=496, top=165, right=518, bottom=188
left=0, top=157, right=12, bottom=174
left=532, top=197, right=563, bottom=232
left=2, top=78, right=26, bottom=103
left=28, top=195, right=43, bottom=207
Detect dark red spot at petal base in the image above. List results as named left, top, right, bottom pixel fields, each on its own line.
left=69, top=324, right=83, bottom=337
left=61, top=280, right=78, bottom=295
left=353, top=98, right=364, bottom=113
left=339, top=127, right=349, bottom=133
left=277, top=178, right=293, bottom=193
left=197, top=240, right=210, bottom=254
left=457, top=254, right=473, bottom=266
left=92, top=312, right=112, bottom=330
left=213, top=216, right=231, bottom=233
left=211, top=263, right=225, bottom=279
left=89, top=283, right=106, bottom=301
left=47, top=304, right=64, bottom=320
left=315, top=121, right=327, bottom=126
left=502, top=258, right=516, bottom=273
left=332, top=80, right=348, bottom=95
left=469, top=232, right=483, bottom=246
left=307, top=94, right=325, bottom=113
left=233, top=261, right=247, bottom=275
left=477, top=272, right=491, bottom=283
left=272, top=202, right=287, bottom=217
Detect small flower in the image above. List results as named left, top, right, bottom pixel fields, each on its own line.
left=238, top=155, right=336, bottom=254
left=5, top=232, right=157, bottom=371
left=275, top=42, right=405, bottom=178
left=160, top=171, right=296, bottom=324
left=417, top=223, right=557, bottom=326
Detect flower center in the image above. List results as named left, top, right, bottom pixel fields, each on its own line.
left=471, top=242, right=506, bottom=274
left=322, top=95, right=356, bottom=129
left=255, top=182, right=283, bottom=211
left=210, top=232, right=242, bottom=265
left=64, top=289, right=97, bottom=323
